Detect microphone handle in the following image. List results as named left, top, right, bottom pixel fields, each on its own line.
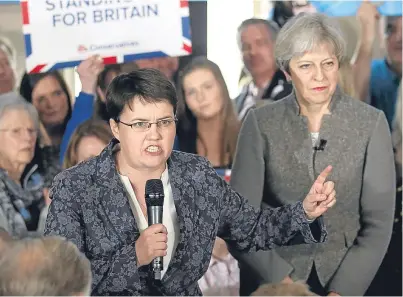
left=148, top=205, right=163, bottom=280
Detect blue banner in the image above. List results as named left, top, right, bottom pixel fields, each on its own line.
left=311, top=1, right=402, bottom=17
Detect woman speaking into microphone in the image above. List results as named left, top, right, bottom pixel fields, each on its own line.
left=44, top=68, right=336, bottom=296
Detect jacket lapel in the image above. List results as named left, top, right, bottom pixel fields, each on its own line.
left=283, top=95, right=313, bottom=169
left=162, top=152, right=196, bottom=283
left=94, top=139, right=139, bottom=243
left=314, top=91, right=354, bottom=179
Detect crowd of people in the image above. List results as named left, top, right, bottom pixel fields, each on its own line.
left=0, top=1, right=401, bottom=296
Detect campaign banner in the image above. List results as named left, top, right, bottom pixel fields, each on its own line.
left=20, top=0, right=192, bottom=73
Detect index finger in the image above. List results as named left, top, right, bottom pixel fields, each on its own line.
left=314, top=165, right=332, bottom=185
left=148, top=224, right=167, bottom=234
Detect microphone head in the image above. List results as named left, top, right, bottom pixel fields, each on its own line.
left=145, top=179, right=164, bottom=207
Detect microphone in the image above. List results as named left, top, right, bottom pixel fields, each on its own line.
left=145, top=179, right=165, bottom=280
left=314, top=139, right=327, bottom=151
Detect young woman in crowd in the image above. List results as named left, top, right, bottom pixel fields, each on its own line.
left=176, top=56, right=241, bottom=295
left=176, top=56, right=240, bottom=168
left=63, top=119, right=113, bottom=169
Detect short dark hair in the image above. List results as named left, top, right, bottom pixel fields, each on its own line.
left=106, top=68, right=177, bottom=121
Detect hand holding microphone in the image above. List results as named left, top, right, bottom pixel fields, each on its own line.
left=135, top=224, right=167, bottom=268
left=135, top=179, right=166, bottom=280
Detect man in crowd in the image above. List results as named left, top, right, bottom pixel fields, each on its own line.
left=236, top=18, right=292, bottom=121
left=353, top=2, right=402, bottom=128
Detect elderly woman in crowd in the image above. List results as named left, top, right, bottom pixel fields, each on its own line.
left=0, top=37, right=16, bottom=95
left=231, top=13, right=395, bottom=296
left=0, top=94, right=50, bottom=237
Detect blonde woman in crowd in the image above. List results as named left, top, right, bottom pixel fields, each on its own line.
left=63, top=119, right=114, bottom=169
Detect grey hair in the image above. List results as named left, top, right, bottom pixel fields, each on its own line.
left=237, top=18, right=280, bottom=49
left=0, top=92, right=39, bottom=129
left=274, top=13, right=346, bottom=72
left=0, top=236, right=92, bottom=296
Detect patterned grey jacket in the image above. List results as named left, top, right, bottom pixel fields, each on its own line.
left=44, top=139, right=327, bottom=296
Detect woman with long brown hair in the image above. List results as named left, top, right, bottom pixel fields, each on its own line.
left=176, top=56, right=240, bottom=169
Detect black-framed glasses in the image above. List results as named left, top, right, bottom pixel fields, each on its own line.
left=118, top=118, right=177, bottom=132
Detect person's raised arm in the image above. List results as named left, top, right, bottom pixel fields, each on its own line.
left=59, top=56, right=104, bottom=163
left=351, top=1, right=380, bottom=102
left=220, top=165, right=335, bottom=252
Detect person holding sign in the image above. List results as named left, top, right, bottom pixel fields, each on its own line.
left=44, top=69, right=336, bottom=296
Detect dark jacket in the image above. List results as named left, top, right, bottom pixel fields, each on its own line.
left=44, top=139, right=326, bottom=296
left=235, top=69, right=293, bottom=119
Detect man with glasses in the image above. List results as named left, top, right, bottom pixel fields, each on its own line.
left=44, top=69, right=337, bottom=296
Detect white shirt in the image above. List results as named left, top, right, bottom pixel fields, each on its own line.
left=119, top=166, right=179, bottom=278
left=198, top=253, right=240, bottom=296
left=311, top=132, right=320, bottom=147
left=238, top=82, right=259, bottom=121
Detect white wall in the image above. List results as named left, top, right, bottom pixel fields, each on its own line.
left=207, top=0, right=254, bottom=99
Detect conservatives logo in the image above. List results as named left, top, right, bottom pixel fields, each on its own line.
left=77, top=41, right=139, bottom=53
left=77, top=45, right=88, bottom=52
